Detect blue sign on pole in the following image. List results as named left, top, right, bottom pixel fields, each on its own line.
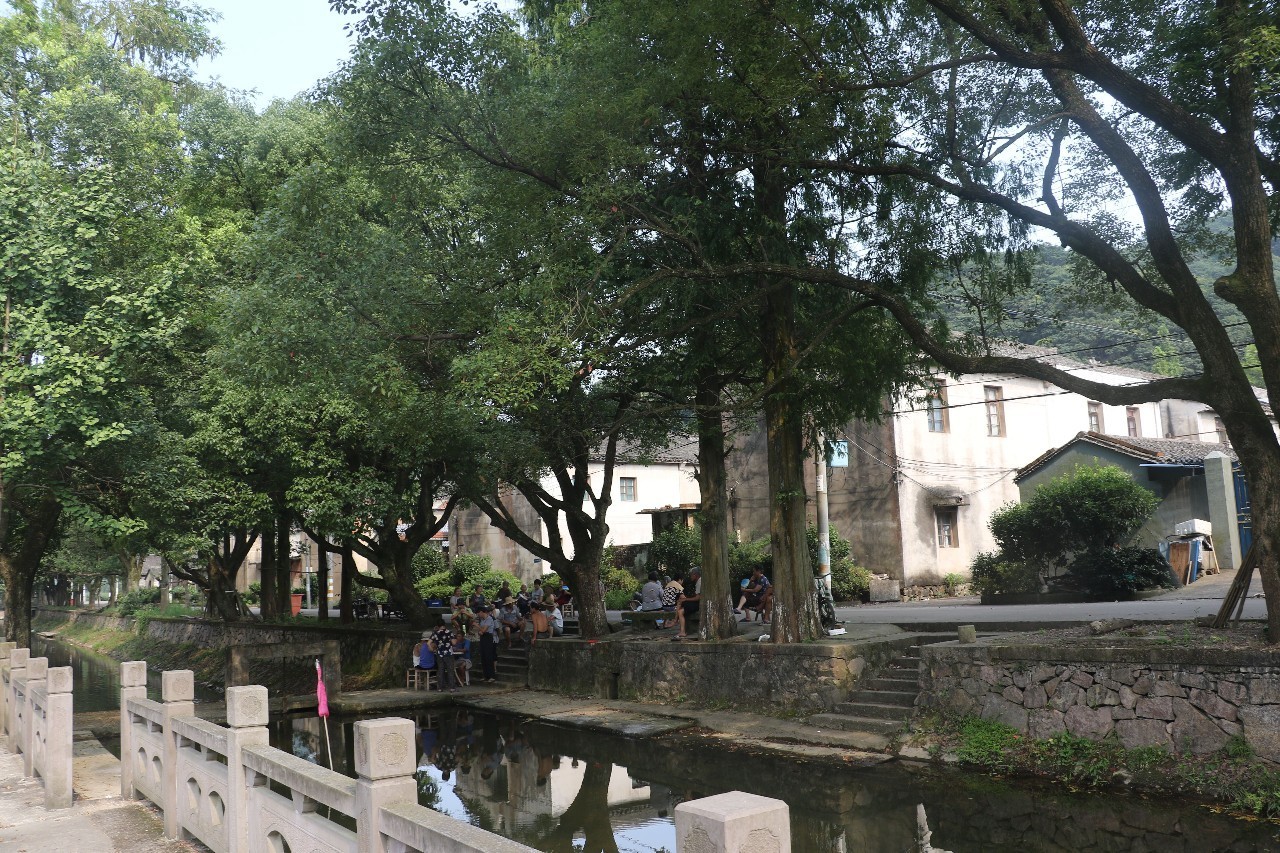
left=828, top=440, right=849, bottom=468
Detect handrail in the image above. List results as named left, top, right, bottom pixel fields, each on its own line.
left=241, top=743, right=358, bottom=814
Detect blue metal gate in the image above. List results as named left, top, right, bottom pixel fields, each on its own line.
left=1233, top=462, right=1253, bottom=552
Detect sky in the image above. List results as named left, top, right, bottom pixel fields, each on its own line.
left=194, top=0, right=360, bottom=109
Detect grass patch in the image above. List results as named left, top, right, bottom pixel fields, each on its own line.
left=926, top=713, right=1280, bottom=820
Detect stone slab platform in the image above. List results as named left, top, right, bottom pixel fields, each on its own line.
left=459, top=690, right=895, bottom=764
left=0, top=741, right=197, bottom=852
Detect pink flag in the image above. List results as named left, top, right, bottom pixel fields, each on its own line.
left=315, top=658, right=329, bottom=719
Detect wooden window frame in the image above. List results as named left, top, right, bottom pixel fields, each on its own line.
left=1088, top=401, right=1104, bottom=433
left=984, top=386, right=1005, bottom=437
left=936, top=507, right=959, bottom=549
left=619, top=477, right=638, bottom=502
left=926, top=380, right=950, bottom=433
left=1126, top=407, right=1141, bottom=437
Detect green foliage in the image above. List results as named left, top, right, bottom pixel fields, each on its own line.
left=114, top=587, right=161, bottom=616
left=969, top=552, right=1041, bottom=595
left=992, top=465, right=1159, bottom=568
left=605, top=589, right=634, bottom=610
left=955, top=717, right=1022, bottom=769
left=829, top=559, right=871, bottom=602
left=648, top=526, right=701, bottom=577
left=601, top=548, right=638, bottom=596
left=411, top=546, right=448, bottom=583
left=242, top=582, right=261, bottom=606
left=943, top=572, right=966, bottom=593
left=728, top=538, right=772, bottom=587
left=1029, top=733, right=1122, bottom=787
left=1062, top=547, right=1177, bottom=598
left=977, top=465, right=1162, bottom=594
left=1225, top=735, right=1254, bottom=762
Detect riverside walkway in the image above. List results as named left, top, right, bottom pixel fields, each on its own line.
left=0, top=732, right=195, bottom=852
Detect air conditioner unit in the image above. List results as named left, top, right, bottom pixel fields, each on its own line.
left=1174, top=519, right=1212, bottom=537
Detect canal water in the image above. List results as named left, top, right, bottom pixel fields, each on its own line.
left=34, top=636, right=1280, bottom=852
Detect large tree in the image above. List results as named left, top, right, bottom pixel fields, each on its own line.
left=671, top=0, right=1280, bottom=636
left=0, top=0, right=217, bottom=644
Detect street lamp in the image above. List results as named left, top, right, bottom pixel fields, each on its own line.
left=299, top=542, right=313, bottom=610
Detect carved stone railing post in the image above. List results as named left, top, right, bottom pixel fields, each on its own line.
left=119, top=661, right=147, bottom=799
left=224, top=685, right=270, bottom=853
left=161, top=670, right=195, bottom=838
left=0, top=642, right=16, bottom=735
left=353, top=718, right=418, bottom=853
left=675, top=791, right=791, bottom=853
left=43, top=666, right=73, bottom=809
left=21, top=657, right=47, bottom=777
left=5, top=648, right=28, bottom=749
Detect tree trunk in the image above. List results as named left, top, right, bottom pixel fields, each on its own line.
left=275, top=513, right=291, bottom=616
left=259, top=518, right=278, bottom=620
left=1, top=561, right=34, bottom=648
left=1, top=494, right=61, bottom=647
left=206, top=558, right=241, bottom=622
left=756, top=161, right=820, bottom=644
left=380, top=548, right=432, bottom=627
left=107, top=576, right=118, bottom=608
left=695, top=375, right=736, bottom=640
left=318, top=549, right=330, bottom=622
left=565, top=553, right=608, bottom=638
left=340, top=546, right=355, bottom=625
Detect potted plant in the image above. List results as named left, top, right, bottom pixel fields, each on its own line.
left=290, top=586, right=305, bottom=616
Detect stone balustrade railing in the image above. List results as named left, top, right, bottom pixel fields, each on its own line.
left=0, top=643, right=73, bottom=809
left=119, top=661, right=537, bottom=853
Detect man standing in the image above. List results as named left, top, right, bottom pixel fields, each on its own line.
left=674, top=568, right=701, bottom=639
left=475, top=605, right=499, bottom=683
left=429, top=622, right=457, bottom=692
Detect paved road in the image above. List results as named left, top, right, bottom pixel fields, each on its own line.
left=834, top=567, right=1266, bottom=626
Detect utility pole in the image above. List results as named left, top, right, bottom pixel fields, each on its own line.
left=815, top=435, right=831, bottom=592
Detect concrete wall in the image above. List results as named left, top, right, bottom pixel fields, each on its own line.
left=527, top=635, right=915, bottom=713
left=919, top=640, right=1280, bottom=759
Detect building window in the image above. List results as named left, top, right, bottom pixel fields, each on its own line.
left=936, top=507, right=959, bottom=548
left=619, top=477, right=637, bottom=502
left=926, top=380, right=949, bottom=433
left=984, top=386, right=1005, bottom=437
left=1126, top=407, right=1141, bottom=437
left=1088, top=401, right=1104, bottom=433
left=1215, top=417, right=1228, bottom=445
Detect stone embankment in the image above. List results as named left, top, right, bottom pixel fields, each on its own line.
left=918, top=639, right=1280, bottom=758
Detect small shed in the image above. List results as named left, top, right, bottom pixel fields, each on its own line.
left=1015, top=432, right=1237, bottom=551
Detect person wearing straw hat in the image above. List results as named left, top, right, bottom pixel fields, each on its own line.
left=498, top=596, right=526, bottom=648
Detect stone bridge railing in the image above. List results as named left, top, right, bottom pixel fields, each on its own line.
left=119, top=661, right=537, bottom=853
left=0, top=643, right=74, bottom=809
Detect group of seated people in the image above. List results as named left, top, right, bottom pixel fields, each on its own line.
left=412, top=578, right=568, bottom=690
left=633, top=565, right=771, bottom=634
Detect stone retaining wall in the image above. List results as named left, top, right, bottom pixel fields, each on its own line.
left=529, top=634, right=914, bottom=713
left=919, top=640, right=1280, bottom=759
left=33, top=608, right=419, bottom=689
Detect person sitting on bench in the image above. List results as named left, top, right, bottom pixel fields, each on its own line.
left=639, top=571, right=664, bottom=611
left=674, top=568, right=701, bottom=639
left=736, top=568, right=771, bottom=621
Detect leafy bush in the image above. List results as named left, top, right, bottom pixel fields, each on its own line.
left=728, top=537, right=772, bottom=587
left=605, top=589, right=634, bottom=610
left=829, top=559, right=871, bottom=601
left=601, top=548, right=638, bottom=595
left=1061, top=547, right=1176, bottom=597
left=970, top=552, right=1041, bottom=595
left=955, top=716, right=1022, bottom=769
left=976, top=464, right=1160, bottom=592
left=943, top=572, right=966, bottom=593
left=115, top=587, right=161, bottom=616
left=411, top=545, right=447, bottom=582
left=991, top=464, right=1159, bottom=573
left=648, top=526, right=701, bottom=577
left=242, top=582, right=261, bottom=606
left=413, top=553, right=523, bottom=602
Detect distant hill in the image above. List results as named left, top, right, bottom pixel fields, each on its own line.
left=947, top=223, right=1275, bottom=384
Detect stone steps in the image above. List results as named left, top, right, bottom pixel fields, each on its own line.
left=804, top=636, right=959, bottom=738
left=807, top=712, right=907, bottom=735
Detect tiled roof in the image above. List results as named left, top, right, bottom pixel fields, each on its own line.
left=596, top=437, right=699, bottom=466
left=1016, top=431, right=1236, bottom=482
